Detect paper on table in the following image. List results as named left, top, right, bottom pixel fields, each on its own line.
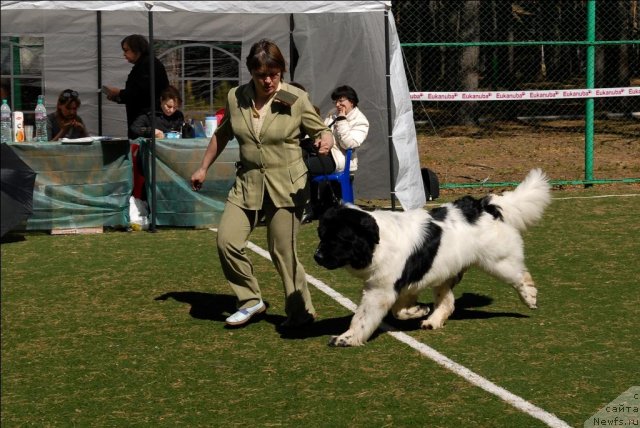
left=60, top=137, right=95, bottom=144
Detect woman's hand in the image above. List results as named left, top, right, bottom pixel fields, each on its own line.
left=154, top=129, right=165, bottom=139
left=190, top=167, right=207, bottom=191
left=315, top=131, right=334, bottom=156
left=104, top=86, right=120, bottom=102
left=64, top=120, right=85, bottom=130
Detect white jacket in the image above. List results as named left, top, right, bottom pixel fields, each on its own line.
left=324, top=106, right=369, bottom=173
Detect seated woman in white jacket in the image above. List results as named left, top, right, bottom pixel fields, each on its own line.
left=326, top=85, right=369, bottom=174
left=303, top=85, right=369, bottom=223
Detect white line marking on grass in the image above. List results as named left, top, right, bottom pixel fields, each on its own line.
left=306, top=274, right=572, bottom=428
left=208, top=229, right=571, bottom=428
left=552, top=193, right=639, bottom=200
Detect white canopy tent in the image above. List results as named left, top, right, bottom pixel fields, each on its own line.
left=1, top=1, right=426, bottom=209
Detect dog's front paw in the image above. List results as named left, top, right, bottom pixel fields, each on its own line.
left=394, top=304, right=431, bottom=320
left=421, top=318, right=445, bottom=330
left=328, top=333, right=362, bottom=347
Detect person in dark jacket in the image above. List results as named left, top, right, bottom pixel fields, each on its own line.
left=130, top=85, right=188, bottom=139
left=46, top=89, right=89, bottom=141
left=104, top=34, right=169, bottom=139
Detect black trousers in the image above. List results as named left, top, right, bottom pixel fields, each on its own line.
left=303, top=146, right=336, bottom=208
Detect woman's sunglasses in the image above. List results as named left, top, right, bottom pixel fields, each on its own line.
left=61, top=90, right=79, bottom=99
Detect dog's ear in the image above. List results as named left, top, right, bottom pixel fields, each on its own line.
left=316, top=206, right=379, bottom=270
left=358, top=213, right=380, bottom=246
left=336, top=209, right=379, bottom=269
left=341, top=209, right=379, bottom=246
left=351, top=212, right=379, bottom=269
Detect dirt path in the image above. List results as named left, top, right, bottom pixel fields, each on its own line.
left=417, top=119, right=639, bottom=197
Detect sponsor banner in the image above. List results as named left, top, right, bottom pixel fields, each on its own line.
left=410, top=87, right=640, bottom=102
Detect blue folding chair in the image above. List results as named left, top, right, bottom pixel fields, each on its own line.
left=311, top=148, right=354, bottom=203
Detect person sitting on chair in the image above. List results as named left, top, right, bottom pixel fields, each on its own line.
left=130, top=85, right=190, bottom=139
left=327, top=85, right=369, bottom=175
left=46, top=89, right=89, bottom=141
left=302, top=85, right=369, bottom=223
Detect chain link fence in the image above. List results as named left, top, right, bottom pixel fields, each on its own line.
left=392, top=0, right=640, bottom=189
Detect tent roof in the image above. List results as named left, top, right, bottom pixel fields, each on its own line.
left=0, top=1, right=391, bottom=13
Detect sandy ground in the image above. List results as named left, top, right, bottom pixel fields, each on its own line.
left=415, top=118, right=639, bottom=198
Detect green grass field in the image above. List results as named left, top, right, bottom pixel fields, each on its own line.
left=2, top=187, right=639, bottom=427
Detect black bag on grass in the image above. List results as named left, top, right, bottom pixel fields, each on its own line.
left=421, top=167, right=440, bottom=201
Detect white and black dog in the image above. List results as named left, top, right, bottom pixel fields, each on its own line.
left=314, top=169, right=551, bottom=346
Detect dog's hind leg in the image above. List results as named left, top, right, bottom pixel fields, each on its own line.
left=391, top=290, right=430, bottom=320
left=483, top=258, right=538, bottom=309
left=510, top=269, right=537, bottom=309
left=329, top=288, right=397, bottom=347
left=421, top=276, right=460, bottom=330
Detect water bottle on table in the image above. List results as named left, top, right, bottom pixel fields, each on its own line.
left=1, top=99, right=11, bottom=143
left=34, top=95, right=47, bottom=142
left=193, top=120, right=206, bottom=138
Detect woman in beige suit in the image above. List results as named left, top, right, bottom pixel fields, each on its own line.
left=191, top=39, right=333, bottom=328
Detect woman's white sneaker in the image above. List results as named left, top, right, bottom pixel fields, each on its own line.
left=225, top=300, right=266, bottom=326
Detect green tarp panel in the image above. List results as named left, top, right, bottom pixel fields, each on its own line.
left=8, top=139, right=132, bottom=230
left=139, top=138, right=238, bottom=227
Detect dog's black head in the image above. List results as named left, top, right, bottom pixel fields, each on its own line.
left=314, top=205, right=380, bottom=270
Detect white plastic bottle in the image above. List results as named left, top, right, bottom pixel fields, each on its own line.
left=1, top=99, right=12, bottom=143
left=205, top=115, right=217, bottom=138
left=34, top=95, right=47, bottom=142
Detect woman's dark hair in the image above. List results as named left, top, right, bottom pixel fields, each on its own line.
left=55, top=89, right=81, bottom=127
left=160, top=85, right=182, bottom=105
left=57, top=89, right=81, bottom=106
left=245, top=39, right=286, bottom=73
left=121, top=34, right=149, bottom=56
left=331, top=85, right=359, bottom=107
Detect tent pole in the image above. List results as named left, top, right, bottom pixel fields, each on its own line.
left=147, top=5, right=158, bottom=232
left=97, top=11, right=103, bottom=135
left=385, top=9, right=396, bottom=211
left=289, top=14, right=295, bottom=81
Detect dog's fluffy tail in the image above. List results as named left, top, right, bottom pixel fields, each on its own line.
left=492, top=168, right=551, bottom=231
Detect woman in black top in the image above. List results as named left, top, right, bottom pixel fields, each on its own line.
left=130, top=85, right=189, bottom=138
left=104, top=34, right=169, bottom=139
left=46, top=89, right=89, bottom=141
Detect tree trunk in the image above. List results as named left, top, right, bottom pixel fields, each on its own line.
left=598, top=1, right=630, bottom=112
left=457, top=0, right=480, bottom=124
